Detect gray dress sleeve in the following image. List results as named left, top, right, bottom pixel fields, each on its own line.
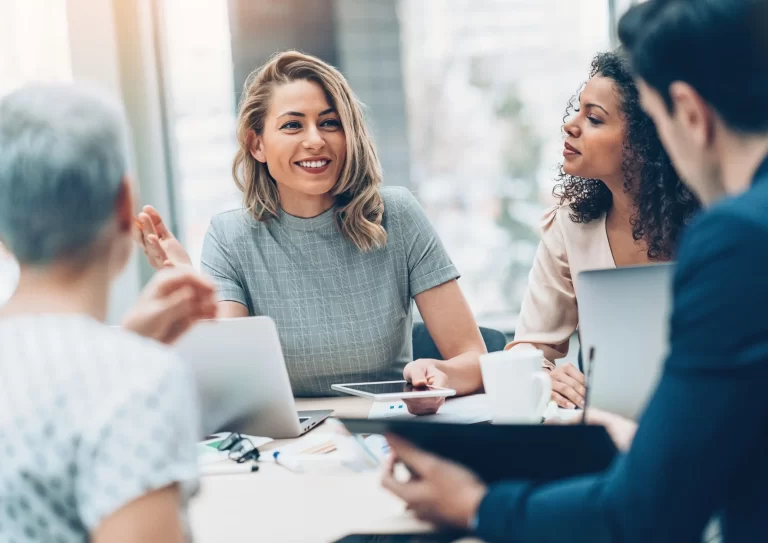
left=391, top=188, right=460, bottom=297
left=200, top=216, right=248, bottom=308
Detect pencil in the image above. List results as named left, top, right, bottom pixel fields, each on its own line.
left=134, top=217, right=143, bottom=230
left=581, top=346, right=596, bottom=424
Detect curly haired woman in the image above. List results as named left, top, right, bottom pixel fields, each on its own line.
left=506, top=50, right=700, bottom=409
left=133, top=51, right=486, bottom=413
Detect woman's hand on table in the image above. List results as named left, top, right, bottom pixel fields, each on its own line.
left=549, top=362, right=587, bottom=409
left=133, top=205, right=192, bottom=269
left=402, top=359, right=448, bottom=416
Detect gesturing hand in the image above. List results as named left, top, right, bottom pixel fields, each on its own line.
left=132, top=205, right=192, bottom=269
left=121, top=267, right=217, bottom=344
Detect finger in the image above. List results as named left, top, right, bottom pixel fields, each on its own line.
left=194, top=300, right=218, bottom=320
left=131, top=221, right=147, bottom=250
left=139, top=212, right=158, bottom=238
left=163, top=317, right=193, bottom=344
left=143, top=205, right=172, bottom=238
left=406, top=366, right=429, bottom=387
left=382, top=468, right=415, bottom=502
left=551, top=372, right=586, bottom=402
left=551, top=390, right=575, bottom=409
left=383, top=452, right=397, bottom=475
left=402, top=397, right=444, bottom=416
left=385, top=434, right=440, bottom=477
left=562, top=363, right=587, bottom=385
left=425, top=368, right=448, bottom=388
left=152, top=286, right=197, bottom=336
left=551, top=379, right=583, bottom=408
left=381, top=463, right=429, bottom=507
left=544, top=410, right=584, bottom=425
left=145, top=234, right=168, bottom=266
left=154, top=268, right=215, bottom=298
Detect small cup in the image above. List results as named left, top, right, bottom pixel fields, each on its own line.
left=480, top=349, right=551, bottom=424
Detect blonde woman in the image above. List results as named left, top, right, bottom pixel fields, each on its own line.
left=135, top=51, right=486, bottom=413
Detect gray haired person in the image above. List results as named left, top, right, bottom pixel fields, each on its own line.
left=0, top=83, right=217, bottom=542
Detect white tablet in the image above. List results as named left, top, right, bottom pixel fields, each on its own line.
left=331, top=380, right=456, bottom=401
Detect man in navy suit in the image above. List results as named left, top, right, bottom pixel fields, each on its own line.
left=381, top=1, right=768, bottom=541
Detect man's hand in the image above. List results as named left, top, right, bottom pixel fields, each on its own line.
left=549, top=362, right=586, bottom=409
left=121, top=267, right=217, bottom=344
left=402, top=359, right=449, bottom=415
left=382, top=434, right=487, bottom=529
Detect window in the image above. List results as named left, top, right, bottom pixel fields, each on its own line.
left=0, top=0, right=72, bottom=305
left=399, top=0, right=610, bottom=328
left=161, top=0, right=240, bottom=266
left=163, top=0, right=612, bottom=331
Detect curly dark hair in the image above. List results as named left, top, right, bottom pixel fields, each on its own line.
left=553, top=50, right=700, bottom=261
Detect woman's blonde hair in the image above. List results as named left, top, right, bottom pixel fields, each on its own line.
left=232, top=50, right=386, bottom=251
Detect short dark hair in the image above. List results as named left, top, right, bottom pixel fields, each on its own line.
left=619, top=0, right=768, bottom=133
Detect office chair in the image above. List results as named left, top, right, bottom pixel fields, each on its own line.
left=412, top=322, right=508, bottom=360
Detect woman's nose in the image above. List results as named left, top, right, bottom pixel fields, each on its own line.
left=563, top=117, right=581, bottom=139
left=302, top=125, right=326, bottom=150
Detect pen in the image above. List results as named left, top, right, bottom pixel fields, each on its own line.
left=200, top=461, right=259, bottom=476
left=581, top=347, right=596, bottom=423
left=133, top=217, right=143, bottom=230
left=271, top=451, right=342, bottom=472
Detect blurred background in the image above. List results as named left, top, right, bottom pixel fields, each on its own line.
left=0, top=0, right=642, bottom=333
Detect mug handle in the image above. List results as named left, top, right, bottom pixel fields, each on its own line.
left=532, top=371, right=552, bottom=417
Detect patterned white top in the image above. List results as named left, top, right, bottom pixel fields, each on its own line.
left=0, top=314, right=200, bottom=542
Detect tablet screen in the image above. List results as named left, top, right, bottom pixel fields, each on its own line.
left=343, top=381, right=431, bottom=395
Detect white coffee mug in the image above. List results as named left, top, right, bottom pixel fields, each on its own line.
left=480, top=349, right=551, bottom=424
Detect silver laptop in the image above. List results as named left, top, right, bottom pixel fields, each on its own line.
left=577, top=264, right=674, bottom=420
left=174, top=316, right=332, bottom=438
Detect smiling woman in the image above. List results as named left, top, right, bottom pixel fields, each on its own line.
left=133, top=51, right=487, bottom=408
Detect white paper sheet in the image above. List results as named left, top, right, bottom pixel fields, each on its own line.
left=367, top=394, right=493, bottom=424
left=368, top=396, right=583, bottom=424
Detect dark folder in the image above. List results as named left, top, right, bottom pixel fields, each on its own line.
left=340, top=418, right=618, bottom=483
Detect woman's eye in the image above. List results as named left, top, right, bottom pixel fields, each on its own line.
left=281, top=121, right=301, bottom=130
left=321, top=119, right=341, bottom=128
left=588, top=116, right=603, bottom=126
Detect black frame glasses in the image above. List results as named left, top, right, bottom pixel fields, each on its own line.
left=215, top=432, right=261, bottom=463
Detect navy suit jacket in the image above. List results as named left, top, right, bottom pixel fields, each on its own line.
left=476, top=156, right=768, bottom=543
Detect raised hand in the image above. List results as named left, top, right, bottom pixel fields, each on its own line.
left=121, top=267, right=217, bottom=344
left=132, top=205, right=191, bottom=269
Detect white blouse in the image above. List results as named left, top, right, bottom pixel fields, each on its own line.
left=507, top=204, right=616, bottom=368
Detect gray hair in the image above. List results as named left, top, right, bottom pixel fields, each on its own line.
left=0, top=83, right=131, bottom=264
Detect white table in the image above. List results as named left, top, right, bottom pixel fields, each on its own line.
left=189, top=397, right=483, bottom=542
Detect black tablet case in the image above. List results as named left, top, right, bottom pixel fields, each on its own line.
left=341, top=418, right=618, bottom=483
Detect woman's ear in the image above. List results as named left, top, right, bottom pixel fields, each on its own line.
left=248, top=129, right=267, bottom=163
